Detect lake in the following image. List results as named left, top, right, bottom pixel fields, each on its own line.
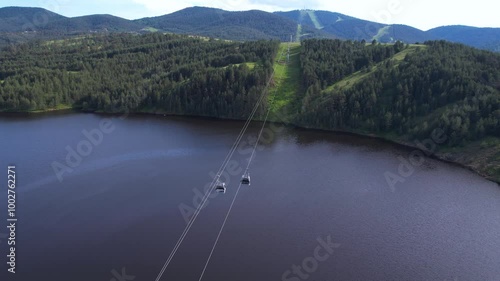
left=0, top=112, right=499, bottom=281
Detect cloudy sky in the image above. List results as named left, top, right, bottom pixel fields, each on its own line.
left=2, top=0, right=498, bottom=31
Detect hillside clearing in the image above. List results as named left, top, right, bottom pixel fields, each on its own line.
left=142, top=27, right=159, bottom=32
left=307, top=10, right=324, bottom=29
left=295, top=24, right=302, bottom=42
left=372, top=26, right=391, bottom=42
left=270, top=42, right=302, bottom=119
left=325, top=44, right=428, bottom=92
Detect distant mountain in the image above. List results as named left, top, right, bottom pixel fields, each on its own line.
left=275, top=10, right=500, bottom=51
left=277, top=10, right=382, bottom=41
left=428, top=25, right=500, bottom=52
left=383, top=25, right=435, bottom=43
left=0, top=7, right=148, bottom=48
left=42, top=14, right=145, bottom=33
left=135, top=7, right=331, bottom=41
left=0, top=6, right=499, bottom=51
left=275, top=10, right=436, bottom=43
left=0, top=6, right=66, bottom=32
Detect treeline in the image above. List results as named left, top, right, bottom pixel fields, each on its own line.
left=0, top=33, right=279, bottom=119
left=2, top=35, right=500, bottom=147
left=298, top=39, right=500, bottom=145
left=301, top=39, right=405, bottom=89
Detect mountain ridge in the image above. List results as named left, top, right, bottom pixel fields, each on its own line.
left=134, top=7, right=331, bottom=41
left=0, top=6, right=499, bottom=51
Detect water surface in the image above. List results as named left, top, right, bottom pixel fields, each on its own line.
left=0, top=113, right=499, bottom=281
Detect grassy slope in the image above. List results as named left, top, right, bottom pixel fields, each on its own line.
left=307, top=11, right=324, bottom=29
left=373, top=26, right=391, bottom=42
left=295, top=24, right=302, bottom=42
left=325, top=67, right=378, bottom=93
left=142, top=27, right=159, bottom=32
left=325, top=44, right=427, bottom=93
left=0, top=104, right=74, bottom=113
left=222, top=62, right=256, bottom=70
left=392, top=44, right=427, bottom=61
left=269, top=42, right=303, bottom=122
left=29, top=104, right=74, bottom=113
left=298, top=10, right=307, bottom=24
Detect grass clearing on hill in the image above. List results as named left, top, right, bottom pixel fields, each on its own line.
left=270, top=42, right=303, bottom=120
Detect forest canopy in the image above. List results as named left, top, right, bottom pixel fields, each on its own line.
left=1, top=34, right=500, bottom=150
left=297, top=39, right=500, bottom=146
left=0, top=33, right=279, bottom=119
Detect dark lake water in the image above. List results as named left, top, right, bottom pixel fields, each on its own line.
left=0, top=112, right=499, bottom=281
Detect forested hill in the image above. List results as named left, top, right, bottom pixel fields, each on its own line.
left=427, top=25, right=500, bottom=52
left=0, top=34, right=499, bottom=181
left=298, top=40, right=500, bottom=145
left=0, top=34, right=279, bottom=119
left=296, top=39, right=500, bottom=180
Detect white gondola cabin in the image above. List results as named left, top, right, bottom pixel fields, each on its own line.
left=241, top=172, right=251, bottom=185
left=215, top=181, right=226, bottom=193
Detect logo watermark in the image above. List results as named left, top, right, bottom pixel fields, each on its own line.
left=110, top=267, right=135, bottom=281
left=51, top=111, right=129, bottom=183
left=281, top=235, right=340, bottom=281
left=385, top=128, right=448, bottom=192
left=51, top=118, right=117, bottom=182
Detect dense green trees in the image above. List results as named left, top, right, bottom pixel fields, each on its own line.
left=1, top=34, right=499, bottom=148
left=300, top=39, right=404, bottom=89
left=0, top=33, right=279, bottom=119
left=298, top=39, right=500, bottom=145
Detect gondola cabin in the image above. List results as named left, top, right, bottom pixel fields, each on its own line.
left=215, top=181, right=226, bottom=193
left=241, top=172, right=251, bottom=185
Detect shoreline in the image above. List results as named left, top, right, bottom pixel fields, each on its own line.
left=290, top=124, right=500, bottom=186
left=2, top=107, right=499, bottom=186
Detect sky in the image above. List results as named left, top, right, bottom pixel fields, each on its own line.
left=1, top=0, right=499, bottom=31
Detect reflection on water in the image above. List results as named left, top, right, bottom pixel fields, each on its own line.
left=0, top=113, right=499, bottom=281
